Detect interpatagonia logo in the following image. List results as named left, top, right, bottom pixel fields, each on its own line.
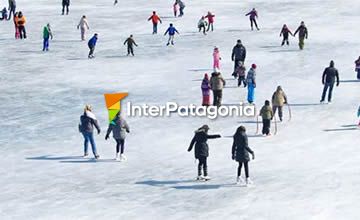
left=104, top=93, right=128, bottom=125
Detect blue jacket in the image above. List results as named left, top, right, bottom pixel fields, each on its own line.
left=165, top=26, right=178, bottom=36
left=88, top=36, right=97, bottom=47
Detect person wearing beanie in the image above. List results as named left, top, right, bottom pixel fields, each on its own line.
left=201, top=73, right=211, bottom=106
left=188, top=125, right=221, bottom=180
left=16, top=11, right=26, bottom=39
left=320, top=60, right=339, bottom=103
left=213, top=47, right=221, bottom=71
left=210, top=71, right=226, bottom=107
left=259, top=100, right=273, bottom=136
left=231, top=39, right=246, bottom=75
left=246, top=64, right=257, bottom=104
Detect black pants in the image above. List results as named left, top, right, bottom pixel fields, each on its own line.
left=179, top=6, right=184, bottom=16
left=282, top=34, right=289, bottom=46
left=250, top=18, right=258, bottom=30
left=198, top=25, right=206, bottom=34
left=62, top=4, right=69, bottom=14
left=198, top=156, right=208, bottom=176
left=18, top=26, right=26, bottom=39
left=238, top=76, right=247, bottom=87
left=321, top=83, right=334, bottom=102
left=127, top=46, right=134, bottom=56
left=115, top=139, right=125, bottom=154
left=88, top=46, right=95, bottom=57
left=262, top=119, right=271, bottom=135
left=212, top=90, right=223, bottom=107
left=8, top=6, right=15, bottom=19
left=238, top=161, right=249, bottom=178
left=207, top=23, right=214, bottom=32
left=272, top=106, right=283, bottom=120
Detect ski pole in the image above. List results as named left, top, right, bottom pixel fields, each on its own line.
left=287, top=104, right=292, bottom=122
left=255, top=115, right=259, bottom=135
left=273, top=115, right=278, bottom=135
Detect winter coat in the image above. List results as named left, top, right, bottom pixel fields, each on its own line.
left=88, top=36, right=97, bottom=47
left=232, top=44, right=246, bottom=61
left=213, top=50, right=220, bottom=62
left=16, top=15, right=26, bottom=26
left=235, top=65, right=246, bottom=77
left=246, top=10, right=257, bottom=20
left=8, top=0, right=16, bottom=7
left=148, top=14, right=161, bottom=24
left=198, top=18, right=207, bottom=27
left=124, top=37, right=138, bottom=47
left=246, top=68, right=256, bottom=85
left=188, top=129, right=220, bottom=159
left=280, top=27, right=292, bottom=37
left=106, top=116, right=130, bottom=140
left=205, top=14, right=215, bottom=23
left=294, top=25, right=308, bottom=39
left=176, top=0, right=185, bottom=8
left=272, top=90, right=288, bottom=107
left=232, top=132, right=254, bottom=162
left=210, top=72, right=226, bottom=90
left=165, top=26, right=178, bottom=35
left=355, top=59, right=360, bottom=70
left=260, top=105, right=273, bottom=120
left=322, top=66, right=339, bottom=84
left=201, top=79, right=211, bottom=96
left=62, top=0, right=70, bottom=5
left=43, top=26, right=53, bottom=39
left=78, top=18, right=89, bottom=29
left=1, top=8, right=7, bottom=17
left=79, top=111, right=100, bottom=133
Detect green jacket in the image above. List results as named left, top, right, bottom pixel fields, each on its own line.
left=43, top=26, right=52, bottom=39
left=260, top=105, right=273, bottom=120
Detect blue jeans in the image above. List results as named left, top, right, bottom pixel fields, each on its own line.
left=43, top=38, right=49, bottom=51
left=82, top=132, right=98, bottom=156
left=247, top=83, right=255, bottom=103
left=321, top=82, right=334, bottom=102
left=153, top=23, right=158, bottom=34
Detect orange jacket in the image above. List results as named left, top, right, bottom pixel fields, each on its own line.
left=17, top=16, right=26, bottom=26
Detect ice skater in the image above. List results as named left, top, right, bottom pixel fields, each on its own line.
left=188, top=125, right=221, bottom=181
left=173, top=2, right=178, bottom=17
left=16, top=11, right=26, bottom=39
left=212, top=47, right=221, bottom=71
left=259, top=100, right=273, bottom=136
left=105, top=113, right=130, bottom=161
left=88, top=33, right=98, bottom=59
left=148, top=11, right=162, bottom=34
left=123, top=35, right=138, bottom=56
left=176, top=0, right=185, bottom=17
left=245, top=8, right=259, bottom=30
left=77, top=15, right=90, bottom=41
left=164, top=23, right=179, bottom=46
left=320, top=60, right=339, bottom=104
left=13, top=12, right=19, bottom=39
left=7, top=0, right=16, bottom=20
left=232, top=126, right=255, bottom=185
left=79, top=105, right=101, bottom=159
left=198, top=16, right=208, bottom=35
left=201, top=73, right=211, bottom=106
left=62, top=0, right=70, bottom=15
left=354, top=56, right=360, bottom=80
left=210, top=71, right=226, bottom=107
left=42, top=23, right=53, bottom=51
left=205, top=11, right=215, bottom=32
left=280, top=24, right=293, bottom=46
left=246, top=64, right=257, bottom=104
left=294, top=21, right=308, bottom=50
left=231, top=39, right=246, bottom=75
left=0, top=7, right=8, bottom=20
left=234, top=62, right=247, bottom=87
left=272, top=86, right=288, bottom=121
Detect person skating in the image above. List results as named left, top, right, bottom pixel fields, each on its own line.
left=114, top=0, right=118, bottom=5
left=105, top=113, right=130, bottom=161
left=294, top=21, right=308, bottom=50
left=260, top=100, right=273, bottom=136
left=210, top=71, right=226, bottom=107
left=245, top=8, right=259, bottom=31
left=205, top=11, right=215, bottom=32
left=88, top=33, right=98, bottom=59
left=7, top=0, right=16, bottom=20
left=213, top=47, right=221, bottom=71
left=79, top=105, right=101, bottom=159
left=176, top=0, right=185, bottom=17
left=280, top=24, right=293, bottom=46
left=188, top=125, right=221, bottom=180
left=123, top=35, right=138, bottom=56
left=0, top=7, right=8, bottom=20
left=197, top=16, right=208, bottom=35
left=354, top=56, right=360, bottom=80
left=16, top=11, right=26, bottom=39
left=42, top=23, right=53, bottom=51
left=62, top=0, right=70, bottom=15
left=13, top=12, right=19, bottom=39
left=77, top=15, right=90, bottom=41
left=320, top=60, right=339, bottom=103
left=231, top=39, right=246, bottom=75
left=173, top=2, right=178, bottom=17
left=164, top=23, right=179, bottom=46
left=201, top=73, right=211, bottom=106
left=246, top=64, right=257, bottom=104
left=232, top=126, right=255, bottom=185
left=148, top=11, right=162, bottom=34
left=272, top=86, right=288, bottom=121
left=234, top=61, right=247, bottom=87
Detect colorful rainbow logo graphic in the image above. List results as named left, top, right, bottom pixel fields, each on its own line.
left=104, top=93, right=128, bottom=125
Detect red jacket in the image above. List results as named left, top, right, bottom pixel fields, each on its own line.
left=148, top=14, right=161, bottom=24
left=205, top=14, right=215, bottom=23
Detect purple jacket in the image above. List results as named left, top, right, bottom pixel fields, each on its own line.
left=246, top=10, right=257, bottom=20
left=201, top=79, right=210, bottom=96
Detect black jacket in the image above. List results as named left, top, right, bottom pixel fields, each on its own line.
left=188, top=129, right=220, bottom=159
left=80, top=113, right=100, bottom=133
left=232, top=132, right=254, bottom=162
left=322, top=66, right=339, bottom=84
left=231, top=44, right=246, bottom=62
left=62, top=0, right=70, bottom=5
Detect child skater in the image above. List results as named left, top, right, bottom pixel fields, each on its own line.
left=173, top=2, right=178, bottom=17
left=260, top=100, right=273, bottom=136
left=213, top=47, right=221, bottom=71
left=201, top=73, right=211, bottom=106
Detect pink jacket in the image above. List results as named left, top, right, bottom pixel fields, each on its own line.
left=213, top=50, right=220, bottom=61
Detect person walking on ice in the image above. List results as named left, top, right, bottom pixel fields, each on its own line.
left=231, top=39, right=246, bottom=76
left=176, top=0, right=185, bottom=17
left=232, top=126, right=255, bottom=185
left=42, top=23, right=53, bottom=51
left=201, top=73, right=211, bottom=106
left=205, top=11, right=215, bottom=32
left=246, top=64, right=257, bottom=104
left=198, top=16, right=208, bottom=35
left=164, top=23, right=179, bottom=46
left=88, top=33, right=98, bottom=59
left=294, top=21, right=308, bottom=50
left=245, top=8, right=259, bottom=31
left=188, top=125, right=221, bottom=181
left=173, top=1, right=178, bottom=17
left=16, top=11, right=26, bottom=39
left=354, top=56, right=360, bottom=80
left=210, top=71, right=226, bottom=107
left=272, top=86, right=288, bottom=121
left=62, top=0, right=70, bottom=15
left=78, top=105, right=101, bottom=159
left=259, top=100, right=273, bottom=136
left=77, top=15, right=90, bottom=41
left=320, top=60, right=339, bottom=104
left=148, top=11, right=162, bottom=34
left=280, top=24, right=293, bottom=46
left=7, top=0, right=16, bottom=20
left=123, top=35, right=138, bottom=56
left=234, top=62, right=247, bottom=87
left=105, top=114, right=130, bottom=161
left=213, top=47, right=221, bottom=71
left=0, top=7, right=8, bottom=20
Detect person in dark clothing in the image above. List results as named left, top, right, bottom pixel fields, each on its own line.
left=245, top=8, right=259, bottom=31
left=259, top=100, right=273, bottom=136
left=0, top=7, right=8, bottom=20
left=105, top=114, right=130, bottom=161
left=7, top=0, right=16, bottom=20
left=62, top=0, right=70, bottom=15
left=176, top=0, right=185, bottom=17
left=79, top=105, right=101, bottom=159
left=354, top=56, right=360, bottom=80
left=294, top=21, right=308, bottom=50
left=231, top=39, right=246, bottom=75
left=234, top=61, right=247, bottom=87
left=232, top=126, right=255, bottom=185
left=88, top=33, right=98, bottom=59
left=320, top=60, right=340, bottom=103
left=123, top=35, right=138, bottom=56
left=188, top=125, right=221, bottom=180
left=280, top=24, right=293, bottom=46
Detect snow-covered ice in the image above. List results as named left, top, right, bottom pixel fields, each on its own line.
left=0, top=0, right=359, bottom=219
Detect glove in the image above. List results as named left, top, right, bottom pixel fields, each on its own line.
left=252, top=153, right=255, bottom=160
left=105, top=134, right=109, bottom=140
left=97, top=130, right=101, bottom=135
left=232, top=155, right=235, bottom=160
left=336, top=82, right=339, bottom=87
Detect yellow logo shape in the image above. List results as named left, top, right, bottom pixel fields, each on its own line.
left=104, top=93, right=128, bottom=124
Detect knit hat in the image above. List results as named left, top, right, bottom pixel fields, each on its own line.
left=204, top=73, right=209, bottom=80
left=252, top=63, right=257, bottom=69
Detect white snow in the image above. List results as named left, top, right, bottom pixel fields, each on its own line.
left=0, top=0, right=359, bottom=219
